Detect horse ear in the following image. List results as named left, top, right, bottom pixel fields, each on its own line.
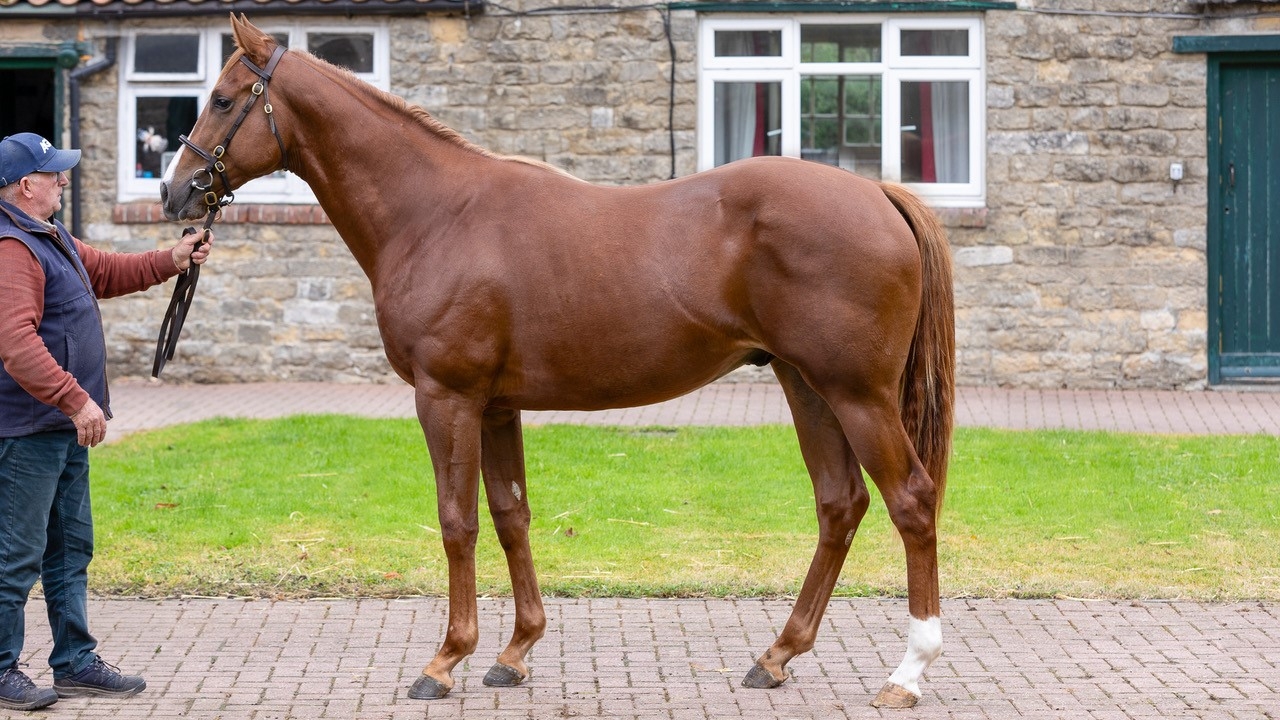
left=229, top=13, right=274, bottom=64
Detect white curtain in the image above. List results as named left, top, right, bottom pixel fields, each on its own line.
left=931, top=82, right=969, bottom=183
left=715, top=82, right=757, bottom=167
left=929, top=31, right=969, bottom=183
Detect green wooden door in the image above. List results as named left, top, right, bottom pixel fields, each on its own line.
left=1211, top=57, right=1280, bottom=382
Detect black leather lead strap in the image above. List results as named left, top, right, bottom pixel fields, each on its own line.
left=151, top=215, right=212, bottom=378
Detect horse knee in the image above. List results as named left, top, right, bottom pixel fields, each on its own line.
left=438, top=512, right=480, bottom=556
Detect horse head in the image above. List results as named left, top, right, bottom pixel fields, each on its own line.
left=160, top=14, right=290, bottom=222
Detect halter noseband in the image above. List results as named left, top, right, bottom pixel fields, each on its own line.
left=153, top=45, right=288, bottom=378
left=178, top=44, right=289, bottom=214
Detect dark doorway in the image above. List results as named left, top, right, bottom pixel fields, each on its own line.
left=0, top=66, right=56, bottom=139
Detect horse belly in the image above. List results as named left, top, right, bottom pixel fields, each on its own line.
left=497, top=324, right=758, bottom=412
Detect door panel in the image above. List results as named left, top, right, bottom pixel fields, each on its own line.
left=1214, top=59, right=1280, bottom=381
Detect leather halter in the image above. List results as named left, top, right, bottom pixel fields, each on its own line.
left=152, top=45, right=288, bottom=378
left=178, top=44, right=290, bottom=211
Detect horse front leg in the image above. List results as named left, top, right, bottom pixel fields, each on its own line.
left=744, top=363, right=870, bottom=689
left=407, top=386, right=484, bottom=700
left=479, top=408, right=546, bottom=687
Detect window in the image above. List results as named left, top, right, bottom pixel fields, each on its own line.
left=118, top=22, right=389, bottom=204
left=698, top=16, right=985, bottom=207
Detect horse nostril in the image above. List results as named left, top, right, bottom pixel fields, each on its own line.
left=159, top=182, right=169, bottom=205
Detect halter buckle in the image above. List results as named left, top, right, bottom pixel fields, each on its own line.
left=252, top=82, right=264, bottom=96
left=214, top=160, right=226, bottom=174
left=213, top=145, right=225, bottom=159
left=264, top=104, right=273, bottom=115
left=204, top=190, right=219, bottom=206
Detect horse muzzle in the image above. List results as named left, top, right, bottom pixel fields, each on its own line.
left=159, top=178, right=207, bottom=222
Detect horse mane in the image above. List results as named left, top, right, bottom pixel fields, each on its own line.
left=289, top=50, right=582, bottom=181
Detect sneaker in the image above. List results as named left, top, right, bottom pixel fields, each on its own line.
left=0, top=667, right=58, bottom=710
left=53, top=658, right=145, bottom=698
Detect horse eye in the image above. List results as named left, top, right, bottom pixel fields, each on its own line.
left=213, top=96, right=234, bottom=111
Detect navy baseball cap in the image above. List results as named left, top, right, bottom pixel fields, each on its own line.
left=0, top=133, right=81, bottom=188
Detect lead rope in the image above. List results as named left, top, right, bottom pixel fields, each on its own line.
left=151, top=210, right=215, bottom=378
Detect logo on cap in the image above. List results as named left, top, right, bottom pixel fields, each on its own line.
left=39, top=139, right=53, bottom=154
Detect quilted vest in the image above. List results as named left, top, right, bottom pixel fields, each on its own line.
left=0, top=200, right=109, bottom=437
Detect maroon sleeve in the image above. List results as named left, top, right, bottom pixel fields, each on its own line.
left=75, top=237, right=181, bottom=299
left=0, top=238, right=90, bottom=416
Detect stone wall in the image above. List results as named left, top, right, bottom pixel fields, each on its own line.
left=956, top=0, right=1204, bottom=388
left=68, top=0, right=1276, bottom=388
left=952, top=0, right=1274, bottom=388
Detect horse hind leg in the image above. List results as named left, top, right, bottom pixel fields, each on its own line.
left=829, top=392, right=943, bottom=709
left=478, top=408, right=546, bottom=687
left=743, top=361, right=871, bottom=689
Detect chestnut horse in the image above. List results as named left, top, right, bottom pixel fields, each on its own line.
left=161, top=15, right=955, bottom=709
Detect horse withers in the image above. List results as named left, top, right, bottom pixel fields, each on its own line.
left=160, top=15, right=956, bottom=709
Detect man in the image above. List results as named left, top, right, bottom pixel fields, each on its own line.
left=0, top=132, right=212, bottom=710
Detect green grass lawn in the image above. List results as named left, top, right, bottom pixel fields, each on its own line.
left=88, top=417, right=1279, bottom=601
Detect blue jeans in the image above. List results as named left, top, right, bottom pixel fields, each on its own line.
left=0, top=430, right=97, bottom=678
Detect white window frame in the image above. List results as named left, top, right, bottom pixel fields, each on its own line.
left=697, top=14, right=986, bottom=208
left=117, top=21, right=390, bottom=204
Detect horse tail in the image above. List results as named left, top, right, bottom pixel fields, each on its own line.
left=878, top=181, right=956, bottom=521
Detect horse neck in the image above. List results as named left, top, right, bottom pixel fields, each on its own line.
left=277, top=57, right=488, bottom=278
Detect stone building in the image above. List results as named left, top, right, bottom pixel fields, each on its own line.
left=1, top=0, right=1277, bottom=389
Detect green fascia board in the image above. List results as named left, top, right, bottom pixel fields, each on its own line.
left=0, top=6, right=75, bottom=16
left=1174, top=35, right=1280, bottom=53
left=671, top=1, right=1016, bottom=12
left=0, top=41, right=84, bottom=68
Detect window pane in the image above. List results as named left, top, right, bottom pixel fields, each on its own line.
left=309, top=33, right=374, bottom=73
left=713, top=82, right=781, bottom=167
left=801, top=75, right=880, bottom=177
left=900, top=29, right=969, bottom=57
left=221, top=33, right=289, bottom=67
left=135, top=97, right=198, bottom=178
left=134, top=35, right=199, bottom=74
left=900, top=80, right=969, bottom=183
left=801, top=25, right=880, bottom=63
left=714, top=31, right=782, bottom=58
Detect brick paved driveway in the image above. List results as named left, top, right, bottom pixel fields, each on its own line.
left=9, top=596, right=1277, bottom=719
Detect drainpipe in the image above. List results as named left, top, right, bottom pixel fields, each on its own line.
left=68, top=37, right=118, bottom=240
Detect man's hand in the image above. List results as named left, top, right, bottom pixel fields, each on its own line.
left=172, top=229, right=214, bottom=272
left=69, top=398, right=108, bottom=447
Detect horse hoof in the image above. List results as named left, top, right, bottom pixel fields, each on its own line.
left=741, top=663, right=786, bottom=689
left=482, top=663, right=527, bottom=687
left=407, top=674, right=451, bottom=700
left=870, top=681, right=919, bottom=708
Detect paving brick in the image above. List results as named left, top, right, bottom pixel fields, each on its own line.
left=5, top=596, right=1277, bottom=719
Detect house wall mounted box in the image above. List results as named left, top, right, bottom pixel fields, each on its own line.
left=2, top=0, right=1276, bottom=389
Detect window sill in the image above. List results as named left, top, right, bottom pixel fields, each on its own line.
left=113, top=203, right=331, bottom=226
left=936, top=206, right=986, bottom=229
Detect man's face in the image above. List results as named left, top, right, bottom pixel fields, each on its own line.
left=22, top=170, right=68, bottom=218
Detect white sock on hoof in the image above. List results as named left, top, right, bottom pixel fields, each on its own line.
left=886, top=615, right=942, bottom=697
